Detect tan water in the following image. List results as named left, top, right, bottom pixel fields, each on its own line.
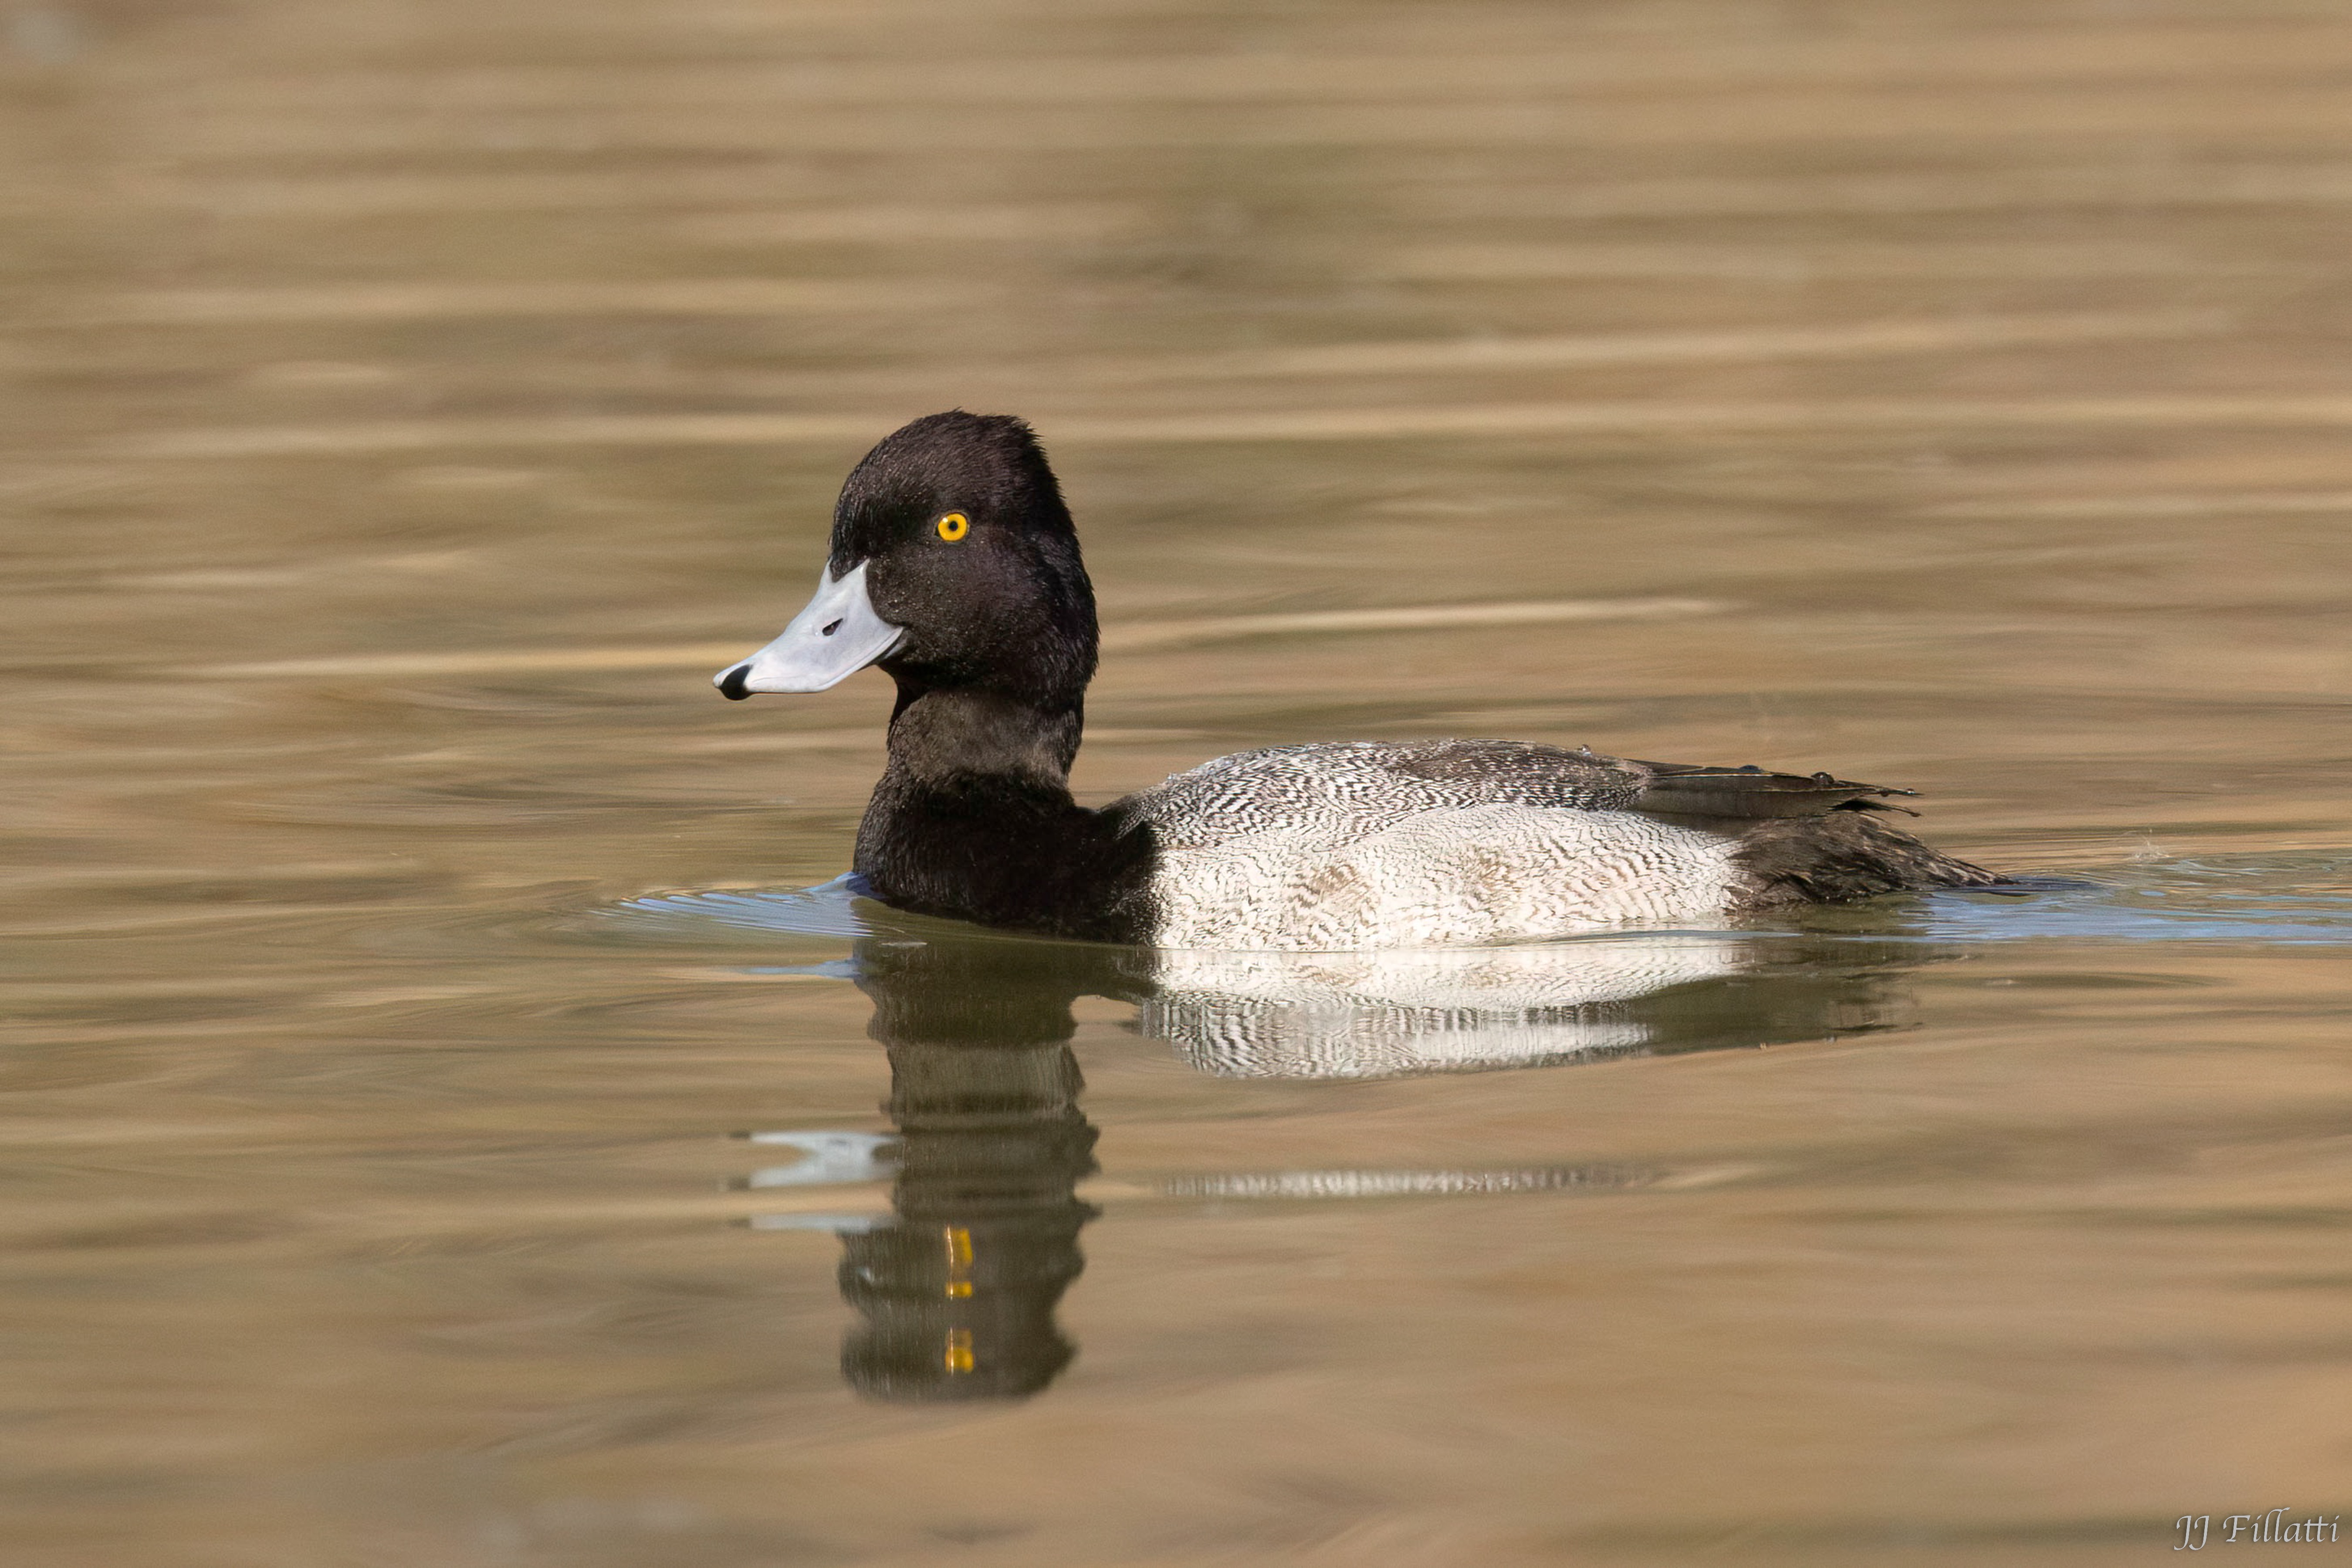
left=7, top=1, right=2352, bottom=1563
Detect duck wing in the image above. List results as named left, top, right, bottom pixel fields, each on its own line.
left=1621, top=757, right=1916, bottom=819
left=1109, top=738, right=1910, bottom=849
left=1108, top=740, right=1638, bottom=849
left=1371, top=740, right=1919, bottom=819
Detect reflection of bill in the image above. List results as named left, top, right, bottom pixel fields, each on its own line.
left=745, top=923, right=1934, bottom=1402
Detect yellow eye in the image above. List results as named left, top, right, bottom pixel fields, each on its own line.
left=935, top=512, right=969, bottom=542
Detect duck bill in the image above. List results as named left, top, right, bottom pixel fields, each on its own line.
left=714, top=561, right=904, bottom=698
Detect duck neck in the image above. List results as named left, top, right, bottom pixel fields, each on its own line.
left=877, top=684, right=1083, bottom=797
left=853, top=681, right=1144, bottom=940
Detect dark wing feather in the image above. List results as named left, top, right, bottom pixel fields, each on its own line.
left=1367, top=741, right=1914, bottom=819
left=1624, top=759, right=1917, bottom=820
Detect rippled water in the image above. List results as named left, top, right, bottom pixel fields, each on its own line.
left=7, top=0, right=2352, bottom=1563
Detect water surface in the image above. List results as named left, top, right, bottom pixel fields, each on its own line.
left=6, top=1, right=2352, bottom=1563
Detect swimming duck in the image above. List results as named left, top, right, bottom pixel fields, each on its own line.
left=714, top=411, right=2004, bottom=949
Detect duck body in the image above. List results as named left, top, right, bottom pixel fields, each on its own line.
left=718, top=412, right=2004, bottom=951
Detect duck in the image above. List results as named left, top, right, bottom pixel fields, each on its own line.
left=714, top=411, right=2007, bottom=950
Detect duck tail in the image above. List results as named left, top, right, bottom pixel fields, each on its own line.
left=1733, top=806, right=2010, bottom=906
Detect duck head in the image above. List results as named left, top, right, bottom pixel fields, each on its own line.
left=714, top=412, right=1098, bottom=707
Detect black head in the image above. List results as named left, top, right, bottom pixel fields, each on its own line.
left=833, top=412, right=1097, bottom=706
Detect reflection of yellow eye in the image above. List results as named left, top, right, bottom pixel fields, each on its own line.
left=936, top=512, right=968, bottom=541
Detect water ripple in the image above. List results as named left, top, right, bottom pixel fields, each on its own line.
left=610, top=852, right=2352, bottom=950
left=1917, top=852, right=2352, bottom=945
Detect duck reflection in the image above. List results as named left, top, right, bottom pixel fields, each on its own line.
left=1138, top=934, right=1909, bottom=1078
left=748, top=915, right=1945, bottom=1404
left=833, top=941, right=1110, bottom=1403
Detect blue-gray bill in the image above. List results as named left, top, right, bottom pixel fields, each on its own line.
left=715, top=561, right=903, bottom=699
